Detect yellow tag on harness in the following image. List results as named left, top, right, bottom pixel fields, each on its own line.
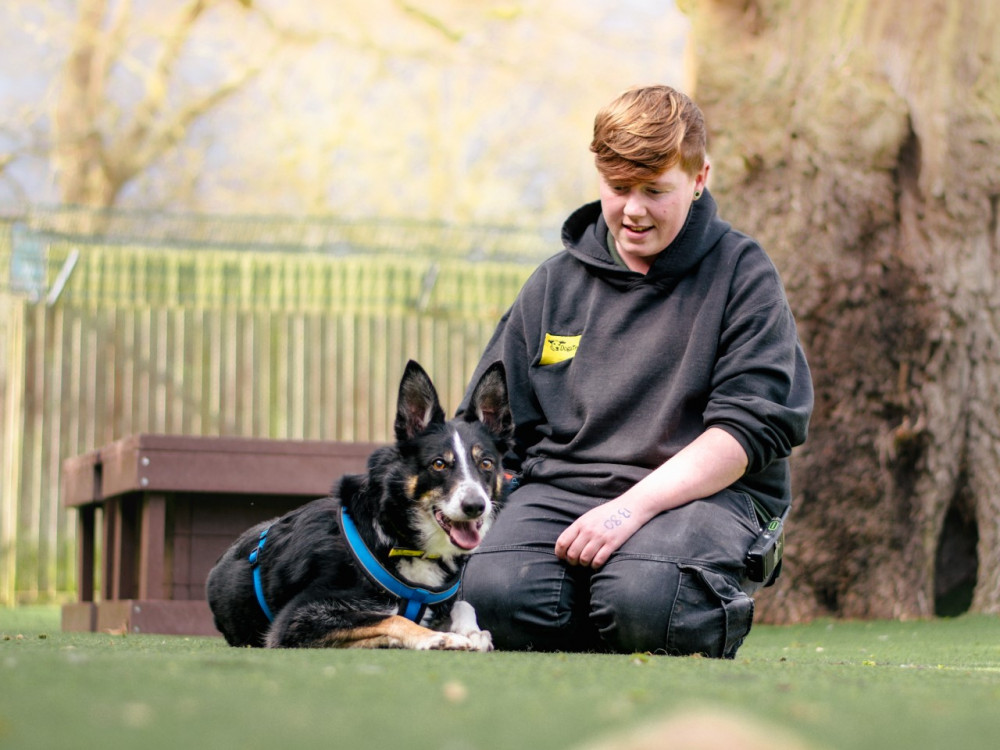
left=389, top=548, right=442, bottom=560
left=539, top=333, right=582, bottom=365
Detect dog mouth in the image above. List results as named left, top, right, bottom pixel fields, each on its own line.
left=434, top=510, right=484, bottom=551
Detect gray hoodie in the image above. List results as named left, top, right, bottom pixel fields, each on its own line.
left=464, top=190, right=813, bottom=517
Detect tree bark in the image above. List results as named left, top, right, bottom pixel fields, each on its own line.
left=52, top=0, right=119, bottom=207
left=680, top=0, right=1000, bottom=621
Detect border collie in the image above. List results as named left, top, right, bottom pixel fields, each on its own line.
left=206, top=360, right=511, bottom=650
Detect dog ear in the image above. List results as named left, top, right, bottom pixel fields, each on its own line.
left=465, top=362, right=513, bottom=441
left=394, top=360, right=446, bottom=441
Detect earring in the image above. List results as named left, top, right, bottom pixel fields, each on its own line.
left=694, top=190, right=702, bottom=200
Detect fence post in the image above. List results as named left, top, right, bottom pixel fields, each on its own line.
left=1, top=297, right=27, bottom=606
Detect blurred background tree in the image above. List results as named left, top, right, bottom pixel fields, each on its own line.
left=52, top=0, right=270, bottom=208
left=681, top=0, right=1000, bottom=621
left=0, top=0, right=688, bottom=223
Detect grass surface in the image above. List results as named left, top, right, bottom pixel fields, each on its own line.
left=2, top=606, right=999, bottom=750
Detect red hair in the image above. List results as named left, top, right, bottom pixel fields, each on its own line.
left=590, top=85, right=707, bottom=183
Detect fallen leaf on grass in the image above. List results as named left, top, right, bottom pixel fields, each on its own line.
left=573, top=705, right=823, bottom=750
left=442, top=680, right=468, bottom=703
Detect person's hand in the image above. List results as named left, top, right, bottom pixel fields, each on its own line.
left=553, top=430, right=748, bottom=569
left=554, top=501, right=647, bottom=569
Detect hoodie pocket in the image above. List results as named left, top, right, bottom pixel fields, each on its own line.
left=665, top=565, right=755, bottom=659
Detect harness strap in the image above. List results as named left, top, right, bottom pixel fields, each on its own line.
left=248, top=527, right=275, bottom=623
left=339, top=507, right=460, bottom=622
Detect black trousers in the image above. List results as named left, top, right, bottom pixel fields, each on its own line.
left=461, top=482, right=762, bottom=658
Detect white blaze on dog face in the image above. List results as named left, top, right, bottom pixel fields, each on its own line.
left=411, top=426, right=500, bottom=560
left=447, top=430, right=492, bottom=519
left=429, top=431, right=493, bottom=552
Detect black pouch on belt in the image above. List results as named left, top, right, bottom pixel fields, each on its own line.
left=745, top=510, right=787, bottom=586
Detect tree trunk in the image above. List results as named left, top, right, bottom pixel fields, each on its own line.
left=52, top=0, right=120, bottom=207
left=680, top=0, right=1000, bottom=621
left=51, top=0, right=263, bottom=210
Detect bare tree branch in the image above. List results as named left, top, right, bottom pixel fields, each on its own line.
left=393, top=1, right=464, bottom=42
left=115, top=46, right=273, bottom=185
left=52, top=0, right=262, bottom=206
left=118, top=0, right=214, bottom=170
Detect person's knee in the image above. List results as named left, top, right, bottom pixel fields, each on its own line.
left=461, top=548, right=582, bottom=651
left=461, top=550, right=515, bottom=619
left=592, top=560, right=755, bottom=658
left=665, top=566, right=754, bottom=658
left=590, top=560, right=673, bottom=654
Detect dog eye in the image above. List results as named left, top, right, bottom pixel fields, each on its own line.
left=479, top=457, right=494, bottom=471
left=432, top=458, right=448, bottom=471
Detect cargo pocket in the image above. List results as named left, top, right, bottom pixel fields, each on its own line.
left=665, top=565, right=755, bottom=659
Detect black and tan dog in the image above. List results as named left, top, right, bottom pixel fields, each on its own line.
left=206, top=360, right=511, bottom=650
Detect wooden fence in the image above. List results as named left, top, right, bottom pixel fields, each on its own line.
left=0, top=220, right=544, bottom=604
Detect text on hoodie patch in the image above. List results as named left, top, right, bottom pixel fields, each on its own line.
left=539, top=333, right=582, bottom=365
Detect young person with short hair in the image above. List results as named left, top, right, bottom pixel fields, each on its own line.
left=460, top=85, right=813, bottom=658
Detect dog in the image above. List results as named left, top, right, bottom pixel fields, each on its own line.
left=206, top=360, right=512, bottom=650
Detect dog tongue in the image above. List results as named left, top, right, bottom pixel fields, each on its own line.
left=449, top=521, right=481, bottom=550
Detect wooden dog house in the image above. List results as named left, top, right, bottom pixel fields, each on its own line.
left=61, top=434, right=378, bottom=636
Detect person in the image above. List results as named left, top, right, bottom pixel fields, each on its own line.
left=458, top=84, right=813, bottom=658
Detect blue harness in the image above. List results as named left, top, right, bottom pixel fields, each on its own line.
left=247, top=509, right=461, bottom=624
left=338, top=507, right=461, bottom=622
left=248, top=527, right=275, bottom=623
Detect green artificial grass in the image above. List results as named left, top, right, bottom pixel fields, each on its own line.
left=2, top=606, right=999, bottom=750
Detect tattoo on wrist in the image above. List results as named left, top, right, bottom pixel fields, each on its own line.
left=603, top=507, right=632, bottom=529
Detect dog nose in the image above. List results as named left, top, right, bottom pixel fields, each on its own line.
left=457, top=487, right=486, bottom=518
left=461, top=496, right=486, bottom=518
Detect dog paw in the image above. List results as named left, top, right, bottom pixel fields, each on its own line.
left=416, top=632, right=476, bottom=651
left=465, top=629, right=493, bottom=652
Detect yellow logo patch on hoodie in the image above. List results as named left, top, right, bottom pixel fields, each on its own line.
left=539, top=333, right=582, bottom=365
